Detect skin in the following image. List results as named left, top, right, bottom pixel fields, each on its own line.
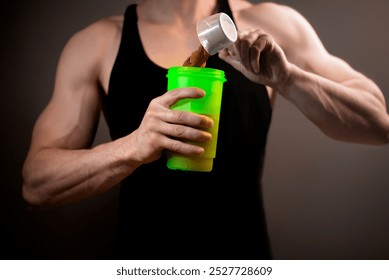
left=22, top=0, right=389, bottom=209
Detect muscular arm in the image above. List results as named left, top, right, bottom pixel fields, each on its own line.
left=276, top=5, right=388, bottom=144
left=281, top=54, right=388, bottom=144
left=22, top=19, right=141, bottom=209
left=223, top=3, right=389, bottom=145
left=22, top=18, right=214, bottom=209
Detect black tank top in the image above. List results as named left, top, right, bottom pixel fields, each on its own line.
left=103, top=1, right=273, bottom=260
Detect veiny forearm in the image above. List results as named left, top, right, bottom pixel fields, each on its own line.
left=22, top=138, right=140, bottom=209
left=277, top=65, right=389, bottom=145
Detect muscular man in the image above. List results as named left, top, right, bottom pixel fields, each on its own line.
left=22, top=0, right=389, bottom=259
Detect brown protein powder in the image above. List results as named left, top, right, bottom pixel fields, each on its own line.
left=182, top=45, right=210, bottom=67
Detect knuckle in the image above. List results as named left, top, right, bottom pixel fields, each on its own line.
left=173, top=110, right=185, bottom=122
left=174, top=125, right=185, bottom=136
left=169, top=141, right=181, bottom=152
left=250, top=44, right=261, bottom=53
left=149, top=98, right=159, bottom=107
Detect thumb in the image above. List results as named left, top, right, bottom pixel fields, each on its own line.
left=218, top=50, right=242, bottom=72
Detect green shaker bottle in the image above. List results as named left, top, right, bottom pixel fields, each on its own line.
left=166, top=66, right=226, bottom=172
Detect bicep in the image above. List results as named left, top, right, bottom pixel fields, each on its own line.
left=283, top=6, right=365, bottom=83
left=282, top=10, right=386, bottom=110
left=28, top=30, right=103, bottom=154
left=29, top=87, right=101, bottom=152
left=289, top=18, right=385, bottom=105
left=303, top=48, right=365, bottom=85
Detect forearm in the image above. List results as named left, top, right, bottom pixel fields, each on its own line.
left=22, top=137, right=141, bottom=209
left=277, top=65, right=389, bottom=145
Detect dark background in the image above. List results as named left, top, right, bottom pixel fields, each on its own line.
left=1, top=0, right=388, bottom=259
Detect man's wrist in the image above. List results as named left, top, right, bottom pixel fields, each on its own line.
left=273, top=63, right=302, bottom=99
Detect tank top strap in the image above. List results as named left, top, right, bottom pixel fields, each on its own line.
left=218, top=0, right=235, bottom=21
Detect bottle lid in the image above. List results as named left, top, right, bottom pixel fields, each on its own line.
left=196, top=12, right=238, bottom=55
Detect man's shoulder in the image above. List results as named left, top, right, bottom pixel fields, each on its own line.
left=236, top=1, right=296, bottom=22
left=57, top=15, right=124, bottom=79
left=235, top=1, right=308, bottom=44
left=78, top=15, right=124, bottom=41
left=62, top=15, right=124, bottom=59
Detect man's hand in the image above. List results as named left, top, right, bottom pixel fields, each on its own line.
left=129, top=87, right=214, bottom=164
left=219, top=29, right=291, bottom=88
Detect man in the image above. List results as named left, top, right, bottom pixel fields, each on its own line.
left=22, top=0, right=388, bottom=259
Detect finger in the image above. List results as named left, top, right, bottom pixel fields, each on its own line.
left=249, top=38, right=262, bottom=74
left=161, top=137, right=205, bottom=155
left=227, top=29, right=251, bottom=61
left=220, top=44, right=239, bottom=63
left=238, top=29, right=273, bottom=72
left=238, top=28, right=256, bottom=39
left=218, top=48, right=230, bottom=59
left=239, top=30, right=261, bottom=72
left=218, top=51, right=242, bottom=72
left=159, top=122, right=213, bottom=143
left=161, top=87, right=206, bottom=108
left=164, top=109, right=214, bottom=129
